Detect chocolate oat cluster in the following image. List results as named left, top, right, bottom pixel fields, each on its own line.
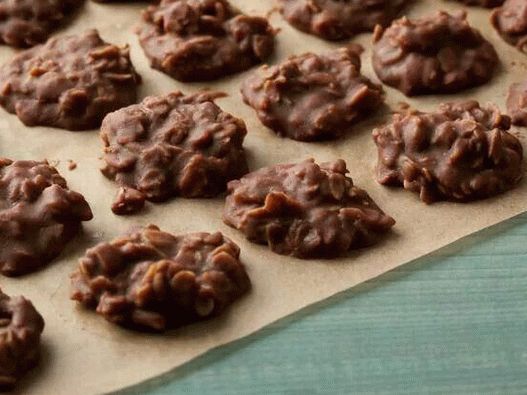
left=137, top=0, right=275, bottom=81
left=223, top=159, right=395, bottom=259
left=279, top=0, right=409, bottom=41
left=372, top=11, right=498, bottom=96
left=0, top=30, right=141, bottom=130
left=373, top=101, right=524, bottom=203
left=70, top=225, right=251, bottom=331
left=451, top=0, right=504, bottom=7
left=100, top=91, right=249, bottom=215
left=491, top=0, right=527, bottom=53
left=0, top=159, right=93, bottom=277
left=0, top=0, right=82, bottom=47
left=0, top=289, right=44, bottom=390
left=507, top=80, right=527, bottom=126
left=241, top=46, right=384, bottom=141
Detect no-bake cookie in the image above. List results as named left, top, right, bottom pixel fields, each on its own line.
left=100, top=91, right=248, bottom=215
left=0, top=289, right=44, bottom=390
left=373, top=101, right=524, bottom=203
left=507, top=80, right=527, bottom=126
left=241, top=46, right=384, bottom=141
left=223, top=159, right=395, bottom=259
left=0, top=159, right=93, bottom=277
left=450, top=0, right=504, bottom=7
left=279, top=0, right=409, bottom=41
left=491, top=0, right=527, bottom=54
left=372, top=11, right=498, bottom=96
left=0, top=0, right=82, bottom=48
left=70, top=225, right=251, bottom=331
left=136, top=0, right=275, bottom=81
left=0, top=29, right=141, bottom=130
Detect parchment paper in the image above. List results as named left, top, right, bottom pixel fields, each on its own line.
left=2, top=1, right=526, bottom=393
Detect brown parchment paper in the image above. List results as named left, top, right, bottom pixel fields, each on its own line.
left=2, top=1, right=527, bottom=393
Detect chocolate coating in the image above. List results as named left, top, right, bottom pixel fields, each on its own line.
left=136, top=0, right=275, bottom=82
left=450, top=0, right=504, bottom=7
left=223, top=159, right=395, bottom=259
left=372, top=11, right=498, bottom=96
left=241, top=46, right=384, bottom=142
left=0, top=0, right=82, bottom=48
left=100, top=91, right=248, bottom=215
left=0, top=158, right=93, bottom=277
left=491, top=0, right=527, bottom=54
left=0, top=289, right=44, bottom=390
left=279, top=0, right=409, bottom=41
left=507, top=80, right=527, bottom=126
left=373, top=101, right=524, bottom=203
left=70, top=225, right=251, bottom=331
left=0, top=29, right=141, bottom=130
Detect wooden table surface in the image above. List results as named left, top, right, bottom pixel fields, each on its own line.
left=115, top=213, right=527, bottom=394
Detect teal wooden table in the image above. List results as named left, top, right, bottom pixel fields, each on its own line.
left=118, top=214, right=527, bottom=394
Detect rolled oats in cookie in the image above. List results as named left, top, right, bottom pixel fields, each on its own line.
left=449, top=0, right=504, bottom=7
left=223, top=159, right=395, bottom=259
left=0, top=0, right=82, bottom=48
left=491, top=0, right=527, bottom=54
left=0, top=158, right=93, bottom=277
left=372, top=11, right=498, bottom=96
left=0, top=289, right=44, bottom=390
left=100, top=91, right=249, bottom=215
left=0, top=29, right=141, bottom=130
left=507, top=80, right=527, bottom=126
left=373, top=101, right=524, bottom=204
left=241, top=46, right=384, bottom=142
left=136, top=0, right=275, bottom=82
left=279, top=0, right=409, bottom=41
left=70, top=225, right=251, bottom=331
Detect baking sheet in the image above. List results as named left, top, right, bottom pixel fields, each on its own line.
left=2, top=0, right=526, bottom=394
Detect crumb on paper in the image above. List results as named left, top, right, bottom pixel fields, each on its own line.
left=67, top=160, right=77, bottom=171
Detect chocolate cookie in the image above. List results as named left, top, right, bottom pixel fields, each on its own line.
left=70, top=225, right=251, bottom=331
left=491, top=0, right=527, bottom=54
left=0, top=0, right=82, bottom=48
left=0, top=159, right=93, bottom=277
left=0, top=289, right=44, bottom=390
left=223, top=159, right=395, bottom=259
left=507, top=80, right=527, bottom=126
left=241, top=46, right=384, bottom=142
left=372, top=11, right=498, bottom=96
left=136, top=0, right=275, bottom=82
left=279, top=0, right=409, bottom=41
left=0, top=29, right=141, bottom=130
left=373, top=101, right=524, bottom=203
left=449, top=0, right=504, bottom=7
left=100, top=91, right=248, bottom=215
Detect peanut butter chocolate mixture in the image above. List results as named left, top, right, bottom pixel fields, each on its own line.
left=279, top=0, right=409, bottom=41
left=450, top=0, right=504, bottom=7
left=0, top=289, right=44, bottom=390
left=223, top=159, right=395, bottom=259
left=136, top=0, right=275, bottom=81
left=0, top=159, right=93, bottom=277
left=100, top=91, right=248, bottom=215
left=372, top=11, right=498, bottom=96
left=0, top=29, right=141, bottom=130
left=491, top=0, right=527, bottom=53
left=373, top=101, right=524, bottom=203
left=70, top=225, right=251, bottom=331
left=0, top=0, right=82, bottom=47
left=507, top=80, right=527, bottom=126
left=241, top=46, right=384, bottom=142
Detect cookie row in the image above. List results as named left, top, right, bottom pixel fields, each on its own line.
left=0, top=96, right=522, bottom=279
left=1, top=7, right=526, bottom=136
